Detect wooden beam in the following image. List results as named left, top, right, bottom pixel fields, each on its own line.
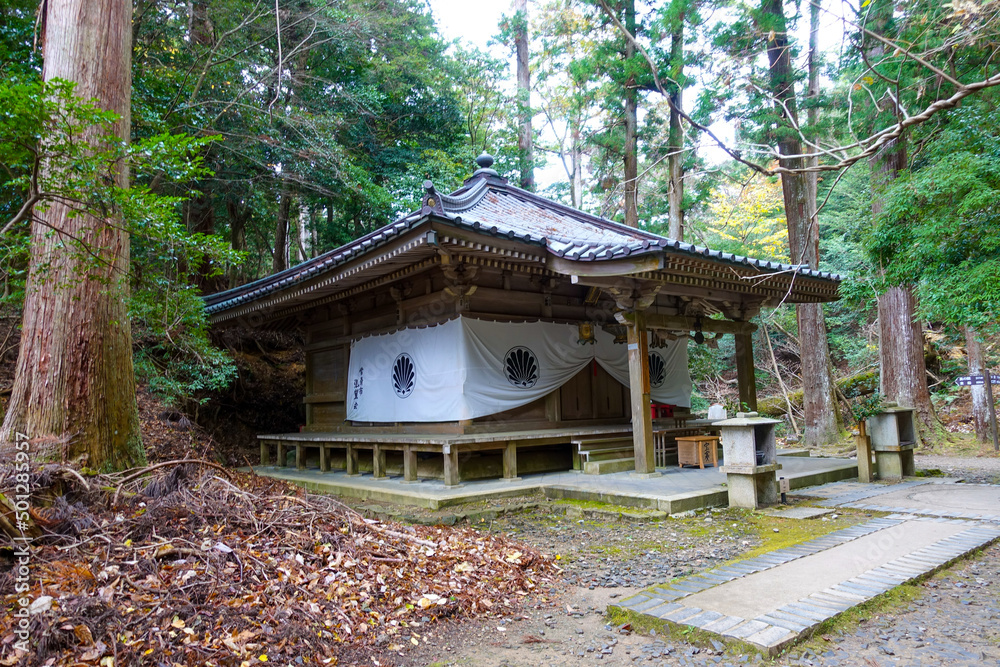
left=550, top=254, right=663, bottom=276
left=622, top=312, right=757, bottom=335
left=627, top=310, right=657, bottom=474
left=735, top=331, right=758, bottom=411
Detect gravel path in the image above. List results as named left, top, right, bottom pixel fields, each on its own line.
left=915, top=455, right=1000, bottom=484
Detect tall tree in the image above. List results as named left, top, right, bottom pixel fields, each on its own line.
left=514, top=0, right=535, bottom=191
left=621, top=0, right=639, bottom=227
left=760, top=0, right=842, bottom=444
left=1, top=0, right=144, bottom=468
left=862, top=0, right=936, bottom=429
left=965, top=328, right=991, bottom=444
left=664, top=0, right=686, bottom=240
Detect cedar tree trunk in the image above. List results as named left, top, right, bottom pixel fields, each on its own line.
left=763, top=0, right=841, bottom=445
left=864, top=3, right=938, bottom=431
left=515, top=0, right=534, bottom=191
left=965, top=326, right=991, bottom=443
left=666, top=9, right=684, bottom=241
left=272, top=180, right=292, bottom=273
left=0, top=0, right=144, bottom=469
left=622, top=0, right=639, bottom=227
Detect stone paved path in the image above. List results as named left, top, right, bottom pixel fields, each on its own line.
left=615, top=480, right=1000, bottom=655
left=617, top=516, right=1000, bottom=654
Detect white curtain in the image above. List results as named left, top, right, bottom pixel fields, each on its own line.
left=346, top=317, right=691, bottom=422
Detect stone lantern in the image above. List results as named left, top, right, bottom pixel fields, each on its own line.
left=866, top=404, right=919, bottom=481
left=714, top=412, right=782, bottom=509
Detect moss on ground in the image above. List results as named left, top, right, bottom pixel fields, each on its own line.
left=726, top=509, right=868, bottom=561
left=606, top=606, right=759, bottom=658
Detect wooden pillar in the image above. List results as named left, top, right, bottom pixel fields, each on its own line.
left=373, top=444, right=386, bottom=479
left=734, top=331, right=758, bottom=412
left=403, top=446, right=418, bottom=483
left=319, top=444, right=329, bottom=472
left=443, top=445, right=460, bottom=487
left=260, top=441, right=270, bottom=466
left=503, top=442, right=518, bottom=480
left=856, top=422, right=874, bottom=483
left=295, top=444, right=305, bottom=470
left=346, top=444, right=360, bottom=476
left=627, top=310, right=656, bottom=474
left=277, top=442, right=287, bottom=467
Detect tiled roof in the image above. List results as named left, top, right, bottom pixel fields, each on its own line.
left=205, top=165, right=840, bottom=316
left=436, top=171, right=839, bottom=277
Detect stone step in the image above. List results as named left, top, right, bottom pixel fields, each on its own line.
left=585, top=447, right=634, bottom=462
left=584, top=457, right=636, bottom=475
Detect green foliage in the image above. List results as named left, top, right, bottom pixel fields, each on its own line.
left=0, top=78, right=240, bottom=406
left=848, top=392, right=886, bottom=425
left=862, top=150, right=1000, bottom=330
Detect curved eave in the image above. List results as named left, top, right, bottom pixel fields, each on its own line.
left=204, top=206, right=842, bottom=325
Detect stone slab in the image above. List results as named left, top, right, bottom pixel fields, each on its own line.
left=621, top=516, right=1000, bottom=657
left=760, top=506, right=835, bottom=520
left=680, top=520, right=966, bottom=620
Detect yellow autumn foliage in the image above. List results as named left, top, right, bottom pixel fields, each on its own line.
left=705, top=174, right=790, bottom=261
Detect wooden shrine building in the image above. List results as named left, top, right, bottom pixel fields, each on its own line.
left=206, top=154, right=840, bottom=485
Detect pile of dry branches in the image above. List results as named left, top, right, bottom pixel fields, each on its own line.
left=0, top=461, right=561, bottom=666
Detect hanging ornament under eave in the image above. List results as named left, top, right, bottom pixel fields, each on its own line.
left=692, top=316, right=705, bottom=344
left=577, top=322, right=596, bottom=345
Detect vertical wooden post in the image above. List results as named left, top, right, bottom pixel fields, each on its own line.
left=277, top=443, right=287, bottom=467
left=734, top=331, right=758, bottom=412
left=346, top=444, right=359, bottom=476
left=503, top=442, right=518, bottom=480
left=295, top=444, right=305, bottom=470
left=260, top=441, right=270, bottom=466
left=319, top=444, right=329, bottom=472
left=986, top=368, right=999, bottom=452
left=403, top=446, right=418, bottom=483
left=627, top=310, right=656, bottom=474
left=443, top=445, right=460, bottom=487
left=373, top=444, right=386, bottom=479
left=856, top=420, right=874, bottom=483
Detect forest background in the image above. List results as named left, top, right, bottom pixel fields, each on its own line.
left=1, top=0, right=1000, bottom=466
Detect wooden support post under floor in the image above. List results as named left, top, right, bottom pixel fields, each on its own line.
left=320, top=444, right=329, bottom=472
left=260, top=442, right=270, bottom=466
left=503, top=442, right=518, bottom=480
left=346, top=444, right=359, bottom=476
left=735, top=330, right=758, bottom=412
left=627, top=310, right=657, bottom=475
left=403, top=446, right=418, bottom=483
left=373, top=444, right=386, bottom=478
left=443, top=446, right=460, bottom=487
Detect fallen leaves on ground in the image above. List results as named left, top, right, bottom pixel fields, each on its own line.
left=0, top=462, right=560, bottom=666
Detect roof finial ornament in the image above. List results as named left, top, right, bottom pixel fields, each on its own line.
left=476, top=152, right=495, bottom=170
left=471, top=151, right=500, bottom=181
